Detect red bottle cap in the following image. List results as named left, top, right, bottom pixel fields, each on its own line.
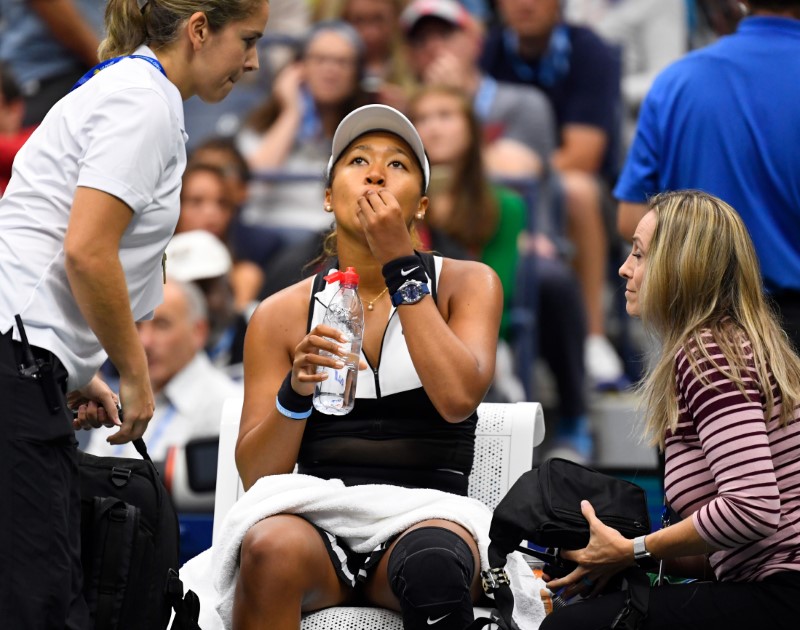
left=323, top=266, right=360, bottom=286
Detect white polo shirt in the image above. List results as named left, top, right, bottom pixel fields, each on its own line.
left=0, top=46, right=187, bottom=390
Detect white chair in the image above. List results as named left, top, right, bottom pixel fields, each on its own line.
left=213, top=398, right=545, bottom=628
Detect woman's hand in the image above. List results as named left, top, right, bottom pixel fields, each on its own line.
left=546, top=501, right=635, bottom=598
left=69, top=372, right=155, bottom=445
left=423, top=50, right=472, bottom=93
left=290, top=324, right=368, bottom=396
left=356, top=189, right=416, bottom=264
left=272, top=62, right=304, bottom=111
left=69, top=374, right=121, bottom=431
left=106, top=370, right=155, bottom=444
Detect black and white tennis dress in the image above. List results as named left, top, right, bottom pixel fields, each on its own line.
left=296, top=252, right=479, bottom=586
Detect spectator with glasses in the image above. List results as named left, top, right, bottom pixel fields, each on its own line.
left=236, top=21, right=371, bottom=253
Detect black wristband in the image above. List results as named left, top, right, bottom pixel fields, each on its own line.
left=276, top=371, right=313, bottom=420
left=382, top=254, right=428, bottom=295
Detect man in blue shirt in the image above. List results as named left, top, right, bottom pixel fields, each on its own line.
left=615, top=0, right=800, bottom=349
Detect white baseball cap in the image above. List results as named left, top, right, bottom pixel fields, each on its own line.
left=165, top=230, right=232, bottom=282
left=326, top=104, right=430, bottom=192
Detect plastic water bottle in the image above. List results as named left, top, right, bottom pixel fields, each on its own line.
left=312, top=266, right=364, bottom=415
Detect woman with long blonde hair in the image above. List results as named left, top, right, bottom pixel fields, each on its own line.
left=541, top=190, right=800, bottom=629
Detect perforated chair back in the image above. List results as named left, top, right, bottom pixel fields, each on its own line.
left=211, top=399, right=544, bottom=628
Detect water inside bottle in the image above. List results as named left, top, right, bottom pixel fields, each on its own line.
left=313, top=344, right=360, bottom=415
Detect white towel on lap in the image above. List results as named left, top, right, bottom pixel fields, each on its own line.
left=180, top=474, right=547, bottom=629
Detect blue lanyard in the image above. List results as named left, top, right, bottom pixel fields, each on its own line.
left=145, top=402, right=178, bottom=457
left=71, top=54, right=167, bottom=92
left=502, top=30, right=537, bottom=83
left=502, top=25, right=571, bottom=88
left=208, top=325, right=236, bottom=363
left=298, top=84, right=322, bottom=143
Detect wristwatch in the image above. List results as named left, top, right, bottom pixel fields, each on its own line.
left=391, top=279, right=430, bottom=307
left=633, top=535, right=651, bottom=561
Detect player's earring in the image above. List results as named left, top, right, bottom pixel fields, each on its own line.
left=324, top=203, right=333, bottom=213
left=415, top=211, right=425, bottom=220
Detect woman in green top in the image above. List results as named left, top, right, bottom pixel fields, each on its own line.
left=408, top=85, right=523, bottom=336
left=409, top=85, right=592, bottom=459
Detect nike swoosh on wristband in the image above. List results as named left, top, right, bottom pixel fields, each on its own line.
left=401, top=266, right=420, bottom=276
left=427, top=613, right=451, bottom=625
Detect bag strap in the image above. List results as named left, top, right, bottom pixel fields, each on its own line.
left=118, top=404, right=151, bottom=463
left=132, top=437, right=151, bottom=462
left=94, top=498, right=138, bottom=630
left=463, top=565, right=521, bottom=630
left=165, top=568, right=202, bottom=630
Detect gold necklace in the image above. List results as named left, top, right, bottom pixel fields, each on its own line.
left=361, top=286, right=389, bottom=311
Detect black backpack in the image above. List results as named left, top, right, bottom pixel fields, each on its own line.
left=472, top=458, right=652, bottom=630
left=79, top=438, right=200, bottom=630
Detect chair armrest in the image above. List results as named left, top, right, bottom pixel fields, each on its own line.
left=507, top=402, right=545, bottom=488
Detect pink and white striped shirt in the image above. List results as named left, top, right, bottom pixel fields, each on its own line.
left=664, top=335, right=800, bottom=582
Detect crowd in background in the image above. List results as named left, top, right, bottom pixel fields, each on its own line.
left=0, top=0, right=788, bottom=465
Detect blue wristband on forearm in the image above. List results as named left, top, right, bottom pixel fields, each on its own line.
left=276, top=372, right=312, bottom=420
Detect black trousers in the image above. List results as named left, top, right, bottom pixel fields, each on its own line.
left=540, top=571, right=800, bottom=630
left=0, top=330, right=89, bottom=629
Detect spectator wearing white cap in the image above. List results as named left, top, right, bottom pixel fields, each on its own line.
left=165, top=230, right=249, bottom=379
left=176, top=161, right=266, bottom=311
left=84, top=278, right=241, bottom=461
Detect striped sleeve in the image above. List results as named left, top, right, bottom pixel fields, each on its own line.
left=675, top=343, right=782, bottom=550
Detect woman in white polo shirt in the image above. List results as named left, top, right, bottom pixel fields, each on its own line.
left=0, top=0, right=269, bottom=626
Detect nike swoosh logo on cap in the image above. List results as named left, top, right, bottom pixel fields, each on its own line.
left=401, top=266, right=420, bottom=276
left=427, top=613, right=451, bottom=625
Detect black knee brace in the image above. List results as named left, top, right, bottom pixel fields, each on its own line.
left=387, top=527, right=475, bottom=630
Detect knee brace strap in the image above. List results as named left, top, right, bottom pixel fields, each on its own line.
left=387, top=527, right=475, bottom=630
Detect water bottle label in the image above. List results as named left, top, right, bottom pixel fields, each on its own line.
left=313, top=340, right=358, bottom=415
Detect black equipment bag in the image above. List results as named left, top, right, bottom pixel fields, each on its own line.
left=488, top=457, right=650, bottom=567
left=79, top=438, right=201, bottom=630
left=471, top=458, right=652, bottom=630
